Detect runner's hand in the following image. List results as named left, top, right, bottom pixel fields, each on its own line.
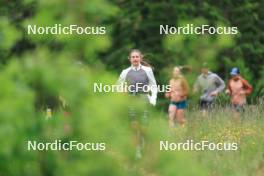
left=148, top=95, right=156, bottom=106
left=210, top=91, right=218, bottom=96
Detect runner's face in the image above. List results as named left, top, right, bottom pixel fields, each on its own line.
left=173, top=67, right=180, bottom=77
left=232, top=75, right=239, bottom=80
left=201, top=68, right=209, bottom=74
left=129, top=52, right=141, bottom=67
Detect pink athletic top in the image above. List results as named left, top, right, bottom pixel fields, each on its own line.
left=227, top=76, right=252, bottom=105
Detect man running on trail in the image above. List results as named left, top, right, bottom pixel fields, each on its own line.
left=117, top=49, right=157, bottom=159
left=193, top=63, right=225, bottom=115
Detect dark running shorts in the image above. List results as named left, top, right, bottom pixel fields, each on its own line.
left=170, top=100, right=187, bottom=109
left=231, top=104, right=245, bottom=112
left=199, top=100, right=213, bottom=110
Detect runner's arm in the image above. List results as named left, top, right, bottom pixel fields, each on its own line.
left=241, top=79, right=253, bottom=95
left=165, top=80, right=172, bottom=98
left=146, top=67, right=158, bottom=105
left=117, top=70, right=125, bottom=84
left=215, top=75, right=225, bottom=93
left=116, top=69, right=129, bottom=92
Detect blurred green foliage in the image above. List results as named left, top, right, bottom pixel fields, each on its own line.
left=0, top=0, right=264, bottom=176
left=0, top=51, right=263, bottom=175
left=1, top=0, right=264, bottom=99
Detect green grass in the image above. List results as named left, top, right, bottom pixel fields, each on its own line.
left=133, top=105, right=264, bottom=176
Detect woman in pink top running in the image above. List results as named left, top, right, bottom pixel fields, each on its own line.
left=226, top=67, right=252, bottom=112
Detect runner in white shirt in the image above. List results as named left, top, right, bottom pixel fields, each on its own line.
left=117, top=49, right=157, bottom=159
left=117, top=57, right=157, bottom=105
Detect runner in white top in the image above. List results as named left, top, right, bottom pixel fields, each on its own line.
left=117, top=49, right=157, bottom=159
left=117, top=61, right=157, bottom=105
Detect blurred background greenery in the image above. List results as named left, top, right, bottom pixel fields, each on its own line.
left=0, top=0, right=264, bottom=175
left=1, top=0, right=264, bottom=106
